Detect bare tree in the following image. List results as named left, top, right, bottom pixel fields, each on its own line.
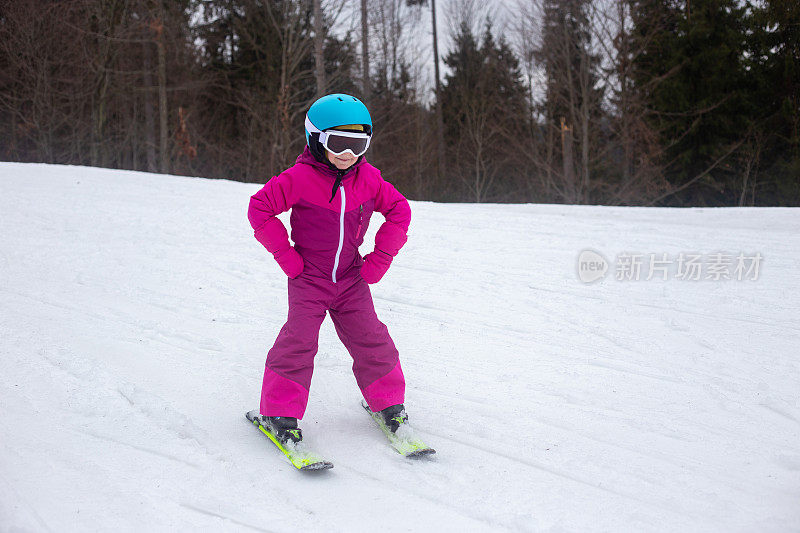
left=142, top=36, right=157, bottom=173
left=360, top=0, right=436, bottom=197
left=361, top=0, right=371, bottom=101
left=313, top=0, right=326, bottom=96
left=0, top=0, right=94, bottom=163
left=440, top=1, right=528, bottom=202
left=430, top=0, right=446, bottom=179
left=511, top=0, right=608, bottom=204
left=737, top=130, right=764, bottom=206
left=154, top=4, right=169, bottom=174
left=588, top=0, right=669, bottom=204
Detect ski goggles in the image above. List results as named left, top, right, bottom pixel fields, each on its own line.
left=305, top=116, right=372, bottom=157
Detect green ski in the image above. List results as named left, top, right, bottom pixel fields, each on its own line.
left=361, top=401, right=436, bottom=458
left=245, top=410, right=333, bottom=470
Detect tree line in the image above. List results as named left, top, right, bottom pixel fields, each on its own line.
left=0, top=0, right=797, bottom=206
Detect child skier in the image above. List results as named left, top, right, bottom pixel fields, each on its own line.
left=248, top=94, right=411, bottom=446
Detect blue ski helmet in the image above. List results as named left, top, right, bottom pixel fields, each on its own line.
left=305, top=94, right=372, bottom=146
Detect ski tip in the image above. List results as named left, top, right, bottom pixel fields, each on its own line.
left=300, top=461, right=334, bottom=471
left=405, top=448, right=436, bottom=458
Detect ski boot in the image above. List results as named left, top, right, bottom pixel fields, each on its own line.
left=262, top=416, right=303, bottom=445
left=379, top=404, right=408, bottom=433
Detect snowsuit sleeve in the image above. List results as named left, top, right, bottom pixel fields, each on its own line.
left=360, top=174, right=410, bottom=284
left=373, top=176, right=411, bottom=257
left=248, top=171, right=303, bottom=278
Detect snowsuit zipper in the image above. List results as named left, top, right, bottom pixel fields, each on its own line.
left=332, top=185, right=345, bottom=283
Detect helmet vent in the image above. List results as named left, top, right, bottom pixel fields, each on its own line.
left=337, top=97, right=343, bottom=101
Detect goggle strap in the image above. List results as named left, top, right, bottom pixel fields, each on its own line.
left=305, top=115, right=322, bottom=134
left=305, top=115, right=371, bottom=156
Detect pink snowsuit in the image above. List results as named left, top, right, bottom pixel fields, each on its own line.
left=248, top=147, right=411, bottom=419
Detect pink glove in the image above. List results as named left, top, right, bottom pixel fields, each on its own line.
left=360, top=250, right=393, bottom=284
left=273, top=246, right=304, bottom=278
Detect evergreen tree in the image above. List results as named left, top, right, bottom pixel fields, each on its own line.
left=746, top=0, right=800, bottom=205
left=630, top=0, right=752, bottom=205
left=440, top=20, right=529, bottom=201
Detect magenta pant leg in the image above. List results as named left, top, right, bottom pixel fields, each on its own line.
left=260, top=276, right=331, bottom=418
left=329, top=276, right=405, bottom=412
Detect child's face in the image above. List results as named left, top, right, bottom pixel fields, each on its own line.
left=326, top=150, right=358, bottom=170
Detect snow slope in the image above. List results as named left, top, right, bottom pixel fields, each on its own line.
left=1, top=162, right=798, bottom=532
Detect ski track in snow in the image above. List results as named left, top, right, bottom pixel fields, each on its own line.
left=1, top=162, right=799, bottom=532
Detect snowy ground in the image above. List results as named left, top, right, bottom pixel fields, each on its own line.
left=1, top=162, right=798, bottom=532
